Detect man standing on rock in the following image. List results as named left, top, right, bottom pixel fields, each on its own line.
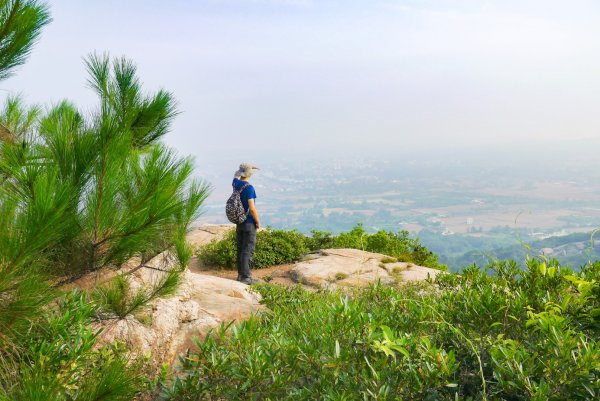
left=233, top=163, right=261, bottom=285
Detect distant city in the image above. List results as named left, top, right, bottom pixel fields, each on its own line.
left=196, top=143, right=600, bottom=270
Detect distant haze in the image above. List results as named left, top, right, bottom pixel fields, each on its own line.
left=2, top=0, right=600, bottom=171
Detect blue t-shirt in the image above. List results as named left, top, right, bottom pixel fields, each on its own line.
left=232, top=178, right=257, bottom=224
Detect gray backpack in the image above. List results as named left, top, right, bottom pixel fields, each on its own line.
left=226, top=183, right=250, bottom=224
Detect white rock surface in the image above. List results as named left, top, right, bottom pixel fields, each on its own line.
left=290, top=248, right=442, bottom=289
left=186, top=224, right=234, bottom=247
left=96, top=224, right=260, bottom=369
left=97, top=268, right=261, bottom=368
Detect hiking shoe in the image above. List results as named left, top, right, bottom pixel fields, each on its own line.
left=240, top=277, right=259, bottom=285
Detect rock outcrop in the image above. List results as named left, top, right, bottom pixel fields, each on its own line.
left=97, top=267, right=262, bottom=368
left=95, top=224, right=261, bottom=369
left=85, top=224, right=442, bottom=370
left=291, top=248, right=442, bottom=289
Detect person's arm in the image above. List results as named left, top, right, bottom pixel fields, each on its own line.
left=248, top=199, right=260, bottom=229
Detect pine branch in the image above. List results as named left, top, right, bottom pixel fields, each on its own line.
left=0, top=0, right=51, bottom=80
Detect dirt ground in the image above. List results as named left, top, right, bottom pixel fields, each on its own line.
left=188, top=256, right=303, bottom=287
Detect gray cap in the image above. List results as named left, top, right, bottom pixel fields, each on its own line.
left=235, top=162, right=259, bottom=178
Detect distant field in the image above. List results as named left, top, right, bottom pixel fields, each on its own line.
left=480, top=181, right=600, bottom=202
left=431, top=208, right=589, bottom=233
left=199, top=157, right=600, bottom=250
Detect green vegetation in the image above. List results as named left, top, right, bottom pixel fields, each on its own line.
left=2, top=290, right=150, bottom=400
left=0, top=55, right=209, bottom=277
left=198, top=228, right=309, bottom=269
left=334, top=272, right=348, bottom=280
left=309, top=225, right=444, bottom=268
left=2, top=3, right=600, bottom=400
left=0, top=0, right=50, bottom=81
left=0, top=4, right=206, bottom=398
left=93, top=269, right=181, bottom=320
left=168, top=259, right=600, bottom=400
left=198, top=224, right=445, bottom=270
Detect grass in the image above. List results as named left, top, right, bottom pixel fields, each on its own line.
left=334, top=272, right=348, bottom=280
left=392, top=266, right=405, bottom=274
left=166, top=258, right=600, bottom=401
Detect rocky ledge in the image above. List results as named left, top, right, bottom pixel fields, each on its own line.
left=81, top=224, right=442, bottom=371
left=291, top=248, right=442, bottom=289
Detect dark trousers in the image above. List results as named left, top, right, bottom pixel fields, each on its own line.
left=236, top=221, right=257, bottom=280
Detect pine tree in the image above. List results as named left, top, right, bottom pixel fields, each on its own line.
left=0, top=0, right=53, bottom=356
left=1, top=54, right=210, bottom=277
left=0, top=0, right=50, bottom=80
left=0, top=3, right=210, bottom=397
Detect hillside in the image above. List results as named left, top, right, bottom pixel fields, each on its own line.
left=424, top=230, right=600, bottom=270
left=168, top=234, right=600, bottom=400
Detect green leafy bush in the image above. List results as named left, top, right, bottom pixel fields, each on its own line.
left=167, top=258, right=599, bottom=400
left=323, top=224, right=445, bottom=269
left=1, top=291, right=147, bottom=400
left=198, top=228, right=309, bottom=269
left=198, top=224, right=444, bottom=270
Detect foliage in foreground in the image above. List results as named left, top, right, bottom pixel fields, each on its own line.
left=0, top=291, right=147, bottom=401
left=0, top=0, right=50, bottom=81
left=0, top=4, right=206, bottom=398
left=0, top=55, right=205, bottom=398
left=0, top=55, right=210, bottom=277
left=197, top=224, right=444, bottom=270
left=167, top=259, right=599, bottom=400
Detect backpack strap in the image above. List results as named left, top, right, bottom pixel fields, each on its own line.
left=234, top=183, right=250, bottom=194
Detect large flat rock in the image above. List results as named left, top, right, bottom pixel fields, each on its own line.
left=290, top=248, right=442, bottom=289
left=96, top=250, right=261, bottom=370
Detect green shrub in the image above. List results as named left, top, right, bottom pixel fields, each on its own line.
left=198, top=228, right=309, bottom=269
left=306, top=229, right=335, bottom=250
left=199, top=225, right=444, bottom=270
left=311, top=225, right=445, bottom=269
left=167, top=258, right=599, bottom=400
left=1, top=291, right=147, bottom=400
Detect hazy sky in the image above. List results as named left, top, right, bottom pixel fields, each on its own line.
left=2, top=0, right=600, bottom=165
